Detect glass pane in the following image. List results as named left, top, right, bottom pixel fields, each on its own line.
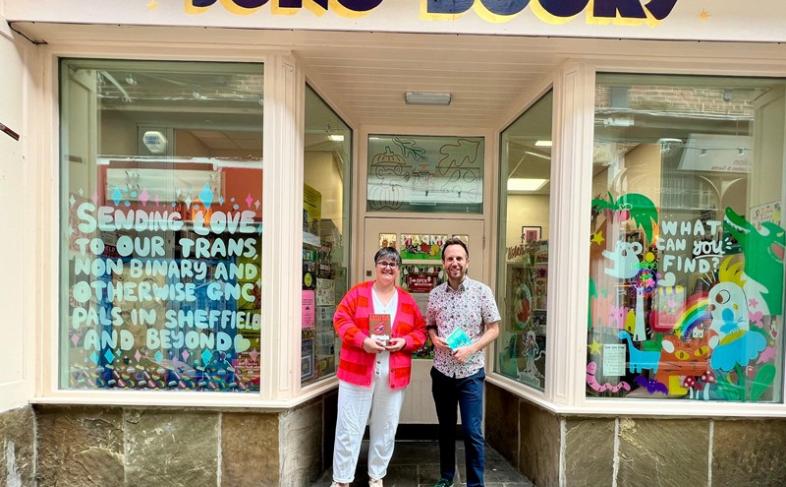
left=367, top=134, right=484, bottom=213
left=588, top=74, right=786, bottom=402
left=60, top=59, right=264, bottom=392
left=495, top=91, right=553, bottom=391
left=302, top=86, right=352, bottom=385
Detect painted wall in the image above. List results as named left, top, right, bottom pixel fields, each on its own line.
left=305, top=151, right=344, bottom=235
left=506, top=194, right=549, bottom=248
left=622, top=143, right=662, bottom=206
left=0, top=6, right=36, bottom=413
left=751, top=87, right=785, bottom=211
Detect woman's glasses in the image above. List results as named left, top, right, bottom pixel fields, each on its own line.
left=376, top=261, right=398, bottom=269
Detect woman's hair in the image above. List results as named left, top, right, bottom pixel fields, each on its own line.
left=373, top=246, right=402, bottom=267
left=441, top=237, right=469, bottom=261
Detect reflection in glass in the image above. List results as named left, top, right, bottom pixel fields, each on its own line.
left=60, top=59, right=264, bottom=392
left=495, top=91, right=553, bottom=391
left=367, top=135, right=484, bottom=213
left=302, top=86, right=352, bottom=385
left=588, top=74, right=786, bottom=402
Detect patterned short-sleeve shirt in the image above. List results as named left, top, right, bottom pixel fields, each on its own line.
left=427, top=276, right=501, bottom=378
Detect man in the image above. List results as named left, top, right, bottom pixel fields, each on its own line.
left=427, top=237, right=500, bottom=487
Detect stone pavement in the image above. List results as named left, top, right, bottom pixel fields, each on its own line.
left=314, top=440, right=533, bottom=487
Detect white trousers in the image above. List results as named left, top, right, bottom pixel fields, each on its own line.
left=333, top=352, right=404, bottom=483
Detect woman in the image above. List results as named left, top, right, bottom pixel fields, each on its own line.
left=331, top=246, right=427, bottom=487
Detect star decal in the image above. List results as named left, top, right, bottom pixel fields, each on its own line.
left=699, top=9, right=711, bottom=21
left=591, top=231, right=605, bottom=246
left=588, top=340, right=603, bottom=355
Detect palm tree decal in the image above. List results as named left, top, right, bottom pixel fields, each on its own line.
left=592, top=192, right=659, bottom=242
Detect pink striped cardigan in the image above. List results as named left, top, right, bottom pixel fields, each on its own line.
left=333, top=281, right=426, bottom=389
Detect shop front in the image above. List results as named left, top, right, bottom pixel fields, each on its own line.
left=3, top=1, right=786, bottom=485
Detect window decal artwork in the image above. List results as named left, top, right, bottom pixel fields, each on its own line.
left=588, top=193, right=784, bottom=401
left=367, top=135, right=484, bottom=214
left=60, top=59, right=264, bottom=393
left=66, top=182, right=262, bottom=392
left=587, top=73, right=786, bottom=403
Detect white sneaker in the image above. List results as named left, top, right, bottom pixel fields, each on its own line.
left=369, top=478, right=384, bottom=487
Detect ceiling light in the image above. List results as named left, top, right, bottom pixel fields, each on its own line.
left=602, top=117, right=635, bottom=127
left=142, top=130, right=168, bottom=154
left=405, top=91, right=451, bottom=106
left=328, top=134, right=345, bottom=142
left=507, top=178, right=548, bottom=192
left=535, top=140, right=552, bottom=148
left=524, top=151, right=551, bottom=161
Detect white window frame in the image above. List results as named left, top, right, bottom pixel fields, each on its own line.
left=34, top=40, right=353, bottom=409
left=490, top=78, right=556, bottom=406
left=488, top=55, right=786, bottom=418
left=297, top=78, right=357, bottom=395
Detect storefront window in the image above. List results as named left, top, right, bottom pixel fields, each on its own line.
left=587, top=74, right=786, bottom=402
left=495, top=92, right=553, bottom=390
left=367, top=135, right=484, bottom=213
left=301, top=86, right=351, bottom=385
left=60, top=59, right=263, bottom=392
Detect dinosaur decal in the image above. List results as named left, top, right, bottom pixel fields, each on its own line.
left=618, top=330, right=661, bottom=373
left=724, top=207, right=785, bottom=316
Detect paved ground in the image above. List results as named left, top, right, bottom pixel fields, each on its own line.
left=313, top=440, right=534, bottom=487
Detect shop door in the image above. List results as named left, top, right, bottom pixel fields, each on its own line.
left=364, top=217, right=485, bottom=424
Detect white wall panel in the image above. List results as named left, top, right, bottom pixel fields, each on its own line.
left=0, top=10, right=36, bottom=412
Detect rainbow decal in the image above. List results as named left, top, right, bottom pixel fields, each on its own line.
left=674, top=294, right=709, bottom=340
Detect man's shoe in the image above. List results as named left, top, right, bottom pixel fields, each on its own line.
left=433, top=479, right=454, bottom=487
left=369, top=478, right=383, bottom=487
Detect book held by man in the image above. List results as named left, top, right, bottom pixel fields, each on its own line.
left=446, top=327, right=472, bottom=350
left=369, top=314, right=391, bottom=346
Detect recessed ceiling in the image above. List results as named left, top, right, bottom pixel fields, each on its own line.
left=12, top=24, right=567, bottom=130
left=297, top=38, right=556, bottom=128
left=14, top=23, right=786, bottom=132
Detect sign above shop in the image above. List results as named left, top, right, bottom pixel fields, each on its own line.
left=187, top=0, right=677, bottom=25
left=7, top=0, right=786, bottom=43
